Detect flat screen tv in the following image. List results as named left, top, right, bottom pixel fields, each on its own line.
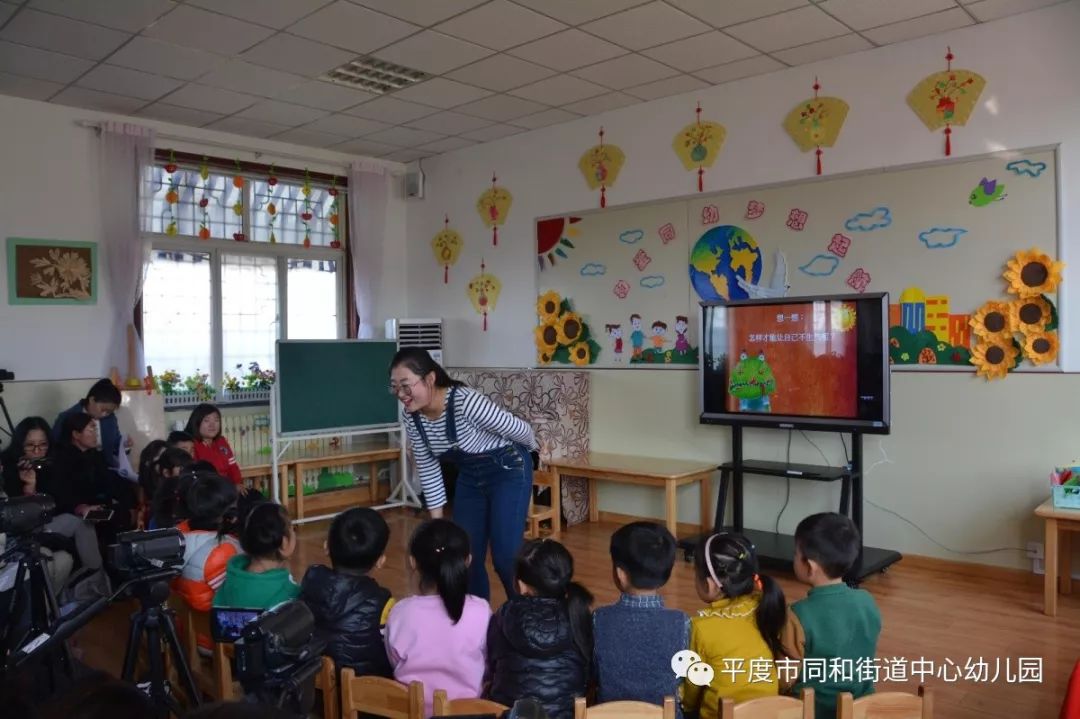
left=700, top=293, right=890, bottom=434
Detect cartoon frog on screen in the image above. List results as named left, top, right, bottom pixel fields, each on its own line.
left=728, top=350, right=776, bottom=412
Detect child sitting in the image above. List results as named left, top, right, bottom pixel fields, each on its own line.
left=300, top=507, right=395, bottom=678
left=685, top=533, right=792, bottom=718
left=484, top=539, right=593, bottom=719
left=173, top=472, right=241, bottom=612
left=213, top=502, right=299, bottom=609
left=167, top=430, right=196, bottom=457
left=786, top=512, right=881, bottom=717
left=593, top=522, right=688, bottom=715
left=149, top=449, right=197, bottom=529
left=385, top=519, right=490, bottom=715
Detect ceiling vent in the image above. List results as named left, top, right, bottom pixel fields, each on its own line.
left=322, top=57, right=430, bottom=95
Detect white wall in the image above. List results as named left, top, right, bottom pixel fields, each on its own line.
left=406, top=2, right=1080, bottom=569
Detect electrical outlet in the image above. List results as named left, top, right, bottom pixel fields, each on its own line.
left=1027, top=541, right=1044, bottom=560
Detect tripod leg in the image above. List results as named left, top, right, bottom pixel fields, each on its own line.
left=144, top=621, right=172, bottom=719
left=160, top=609, right=202, bottom=710
left=121, top=612, right=145, bottom=682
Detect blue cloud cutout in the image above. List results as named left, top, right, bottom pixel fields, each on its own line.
left=640, top=275, right=665, bottom=289
left=619, top=229, right=644, bottom=244
left=798, top=255, right=840, bottom=277
left=1005, top=159, right=1047, bottom=178
left=844, top=207, right=892, bottom=232
left=579, top=262, right=607, bottom=277
left=919, top=227, right=967, bottom=249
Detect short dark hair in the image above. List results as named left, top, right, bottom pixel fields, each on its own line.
left=610, top=521, right=676, bottom=590
left=794, top=512, right=861, bottom=579
left=328, top=507, right=390, bottom=572
left=168, top=430, right=195, bottom=445
left=61, top=412, right=94, bottom=445
left=241, top=502, right=291, bottom=560
left=86, top=378, right=121, bottom=405
left=185, top=403, right=222, bottom=440
left=186, top=472, right=238, bottom=533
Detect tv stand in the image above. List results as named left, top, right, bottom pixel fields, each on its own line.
left=678, top=426, right=901, bottom=584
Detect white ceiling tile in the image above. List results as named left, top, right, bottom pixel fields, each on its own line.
left=508, top=29, right=627, bottom=71
left=725, top=6, right=849, bottom=52
left=303, top=113, right=389, bottom=136
left=163, top=83, right=261, bottom=114
left=446, top=54, right=555, bottom=92
left=511, top=0, right=653, bottom=25
left=512, top=107, right=581, bottom=129
left=461, top=123, right=527, bottom=141
left=0, top=70, right=64, bottom=101
left=77, top=65, right=183, bottom=101
left=0, top=9, right=129, bottom=60
left=136, top=102, right=224, bottom=126
left=863, top=8, right=974, bottom=45
left=772, top=33, right=872, bottom=65
left=188, top=0, right=333, bottom=29
left=290, top=1, right=418, bottom=54
left=242, top=34, right=356, bottom=76
left=373, top=31, right=493, bottom=74
left=0, top=40, right=94, bottom=83
left=418, top=136, right=476, bottom=154
left=642, top=31, right=758, bottom=71
left=580, top=2, right=704, bottom=51
left=345, top=96, right=440, bottom=122
left=563, top=91, right=640, bottom=115
left=109, top=37, right=224, bottom=81
left=199, top=61, right=307, bottom=98
left=275, top=80, right=374, bottom=111
left=510, top=75, right=608, bottom=105
left=454, top=93, right=548, bottom=121
left=143, top=5, right=275, bottom=54
left=270, top=127, right=347, bottom=148
left=666, top=0, right=808, bottom=28
left=391, top=77, right=491, bottom=108
left=693, top=55, right=786, bottom=84
left=965, top=0, right=1066, bottom=21
left=384, top=148, right=430, bottom=162
left=572, top=54, right=679, bottom=90
left=406, top=110, right=492, bottom=134
left=365, top=125, right=446, bottom=147
left=205, top=116, right=293, bottom=138
left=237, top=99, right=328, bottom=126
left=818, top=0, right=956, bottom=30
left=435, top=0, right=567, bottom=51
left=52, top=86, right=146, bottom=113
left=29, top=0, right=175, bottom=32
left=350, top=0, right=489, bottom=26
left=332, top=137, right=399, bottom=155
left=624, top=73, right=708, bottom=100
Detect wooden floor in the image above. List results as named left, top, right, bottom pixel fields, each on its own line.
left=78, top=509, right=1078, bottom=718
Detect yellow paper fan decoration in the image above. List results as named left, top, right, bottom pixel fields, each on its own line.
left=673, top=102, right=726, bottom=192
left=431, top=214, right=463, bottom=284
left=476, top=173, right=512, bottom=246
left=466, top=258, right=500, bottom=332
left=907, top=47, right=986, bottom=156
left=1023, top=331, right=1059, bottom=366
left=537, top=291, right=561, bottom=323
left=971, top=339, right=1018, bottom=380
left=783, top=78, right=849, bottom=175
left=579, top=127, right=625, bottom=208
left=1004, top=248, right=1063, bottom=297
left=969, top=300, right=1014, bottom=341
left=1010, top=296, right=1052, bottom=334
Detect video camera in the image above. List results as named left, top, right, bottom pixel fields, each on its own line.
left=0, top=494, right=55, bottom=536
left=106, top=528, right=185, bottom=579
left=235, top=600, right=326, bottom=716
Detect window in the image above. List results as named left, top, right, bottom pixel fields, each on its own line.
left=141, top=156, right=346, bottom=399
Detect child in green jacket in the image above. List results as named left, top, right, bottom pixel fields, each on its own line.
left=213, top=502, right=300, bottom=608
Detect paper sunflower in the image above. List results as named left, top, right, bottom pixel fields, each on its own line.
left=556, top=312, right=584, bottom=346
left=971, top=339, right=1019, bottom=380
left=1010, top=296, right=1052, bottom=334
left=537, top=291, right=561, bottom=322
left=969, top=300, right=1014, bottom=340
left=1023, top=331, right=1059, bottom=366
left=537, top=347, right=554, bottom=366
left=535, top=319, right=559, bottom=352
left=1004, top=248, right=1063, bottom=297
left=569, top=341, right=591, bottom=366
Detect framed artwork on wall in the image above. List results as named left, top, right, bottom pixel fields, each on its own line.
left=6, top=237, right=97, bottom=305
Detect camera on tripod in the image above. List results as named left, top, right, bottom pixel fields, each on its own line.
left=107, top=528, right=185, bottom=579
left=235, top=600, right=327, bottom=716
left=0, top=494, right=55, bottom=536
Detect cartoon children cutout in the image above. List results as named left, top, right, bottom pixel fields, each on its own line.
left=651, top=321, right=668, bottom=351
left=630, top=314, right=645, bottom=359
left=674, top=315, right=691, bottom=354
left=606, top=324, right=623, bottom=362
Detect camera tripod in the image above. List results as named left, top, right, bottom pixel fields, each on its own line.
left=118, top=577, right=201, bottom=719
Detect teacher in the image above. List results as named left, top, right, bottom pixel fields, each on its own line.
left=390, top=348, right=536, bottom=599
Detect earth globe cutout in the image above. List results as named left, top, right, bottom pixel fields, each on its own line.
left=688, top=225, right=763, bottom=301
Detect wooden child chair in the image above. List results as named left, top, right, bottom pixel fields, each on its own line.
left=339, top=670, right=423, bottom=719
left=432, top=689, right=509, bottom=716
left=313, top=656, right=338, bottom=719
left=719, top=688, right=814, bottom=718
left=527, top=468, right=561, bottom=539
left=169, top=597, right=235, bottom=701
left=574, top=697, right=676, bottom=718
left=837, top=686, right=933, bottom=719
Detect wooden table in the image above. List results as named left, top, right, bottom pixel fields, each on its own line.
left=1034, top=498, right=1080, bottom=616
left=546, top=452, right=716, bottom=537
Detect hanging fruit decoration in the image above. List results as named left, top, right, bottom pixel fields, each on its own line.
left=301, top=169, right=313, bottom=248
left=164, top=149, right=178, bottom=174
left=672, top=102, right=726, bottom=191
left=476, top=173, right=512, bottom=246
left=783, top=77, right=849, bottom=175
left=467, top=258, right=501, bottom=331
left=232, top=159, right=246, bottom=241
left=328, top=177, right=341, bottom=249
left=265, top=164, right=278, bottom=244
left=578, top=127, right=625, bottom=208
left=431, top=214, right=463, bottom=284
left=163, top=149, right=179, bottom=236
left=198, top=156, right=210, bottom=240
left=907, top=47, right=985, bottom=157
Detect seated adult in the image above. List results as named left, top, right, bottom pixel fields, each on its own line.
left=52, top=378, right=133, bottom=481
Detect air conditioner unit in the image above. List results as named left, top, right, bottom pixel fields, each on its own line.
left=385, top=318, right=444, bottom=365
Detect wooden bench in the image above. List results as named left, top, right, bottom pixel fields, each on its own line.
left=546, top=452, right=715, bottom=537
left=1035, top=498, right=1080, bottom=616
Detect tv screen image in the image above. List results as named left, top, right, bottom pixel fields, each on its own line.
left=700, top=293, right=890, bottom=433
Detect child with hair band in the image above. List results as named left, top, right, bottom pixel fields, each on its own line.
left=174, top=472, right=241, bottom=612
left=213, top=502, right=299, bottom=609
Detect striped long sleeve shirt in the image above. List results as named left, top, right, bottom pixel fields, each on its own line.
left=403, top=387, right=536, bottom=509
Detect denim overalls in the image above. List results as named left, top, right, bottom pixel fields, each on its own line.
left=410, top=386, right=534, bottom=599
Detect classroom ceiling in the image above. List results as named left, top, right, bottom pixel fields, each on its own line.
left=0, top=0, right=1067, bottom=163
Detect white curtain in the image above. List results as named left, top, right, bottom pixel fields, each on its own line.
left=99, top=122, right=154, bottom=381
left=348, top=161, right=392, bottom=339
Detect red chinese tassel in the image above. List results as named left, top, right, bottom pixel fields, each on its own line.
left=944, top=125, right=952, bottom=156
left=697, top=167, right=704, bottom=192
left=443, top=265, right=448, bottom=284
left=493, top=226, right=498, bottom=246
left=816, top=147, right=823, bottom=175
left=600, top=185, right=607, bottom=208
left=483, top=312, right=488, bottom=331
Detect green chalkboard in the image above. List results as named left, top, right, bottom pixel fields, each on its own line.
left=275, top=340, right=399, bottom=435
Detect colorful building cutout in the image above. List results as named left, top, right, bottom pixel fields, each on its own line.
left=948, top=313, right=972, bottom=349
left=899, top=286, right=926, bottom=334
left=894, top=286, right=972, bottom=349
left=925, top=295, right=950, bottom=341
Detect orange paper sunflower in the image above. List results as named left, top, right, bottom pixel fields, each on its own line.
left=537, top=347, right=554, bottom=366
left=1023, top=331, right=1059, bottom=366
left=1004, top=248, right=1063, bottom=297
left=535, top=318, right=559, bottom=352
left=1010, top=296, right=1052, bottom=334
left=537, top=291, right=561, bottom=322
left=556, top=312, right=584, bottom=346
left=971, top=339, right=1019, bottom=380
left=969, top=300, right=1014, bottom=340
left=569, top=341, right=591, bottom=366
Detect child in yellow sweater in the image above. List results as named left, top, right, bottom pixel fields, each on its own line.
left=683, top=533, right=794, bottom=719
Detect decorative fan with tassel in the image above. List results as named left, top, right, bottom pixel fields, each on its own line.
left=907, top=47, right=985, bottom=156
left=672, top=102, right=726, bottom=192
left=578, top=127, right=625, bottom=208
left=431, top=214, right=462, bottom=284
left=783, top=78, right=848, bottom=175
left=476, top=174, right=512, bottom=246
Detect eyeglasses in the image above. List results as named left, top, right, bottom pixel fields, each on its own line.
left=23, top=442, right=48, bottom=452
left=388, top=378, right=423, bottom=397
